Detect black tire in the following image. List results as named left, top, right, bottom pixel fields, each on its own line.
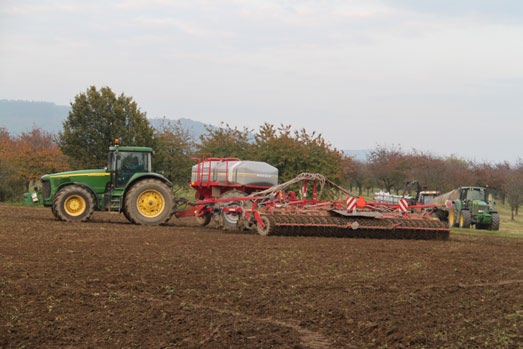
left=124, top=179, right=174, bottom=225
left=195, top=212, right=212, bottom=226
left=52, top=185, right=94, bottom=222
left=51, top=202, right=57, bottom=219
left=490, top=212, right=500, bottom=231
left=459, top=210, right=471, bottom=228
left=122, top=205, right=132, bottom=222
left=219, top=190, right=246, bottom=231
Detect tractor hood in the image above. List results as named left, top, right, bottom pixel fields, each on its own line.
left=42, top=169, right=109, bottom=179
left=40, top=169, right=111, bottom=204
left=471, top=199, right=491, bottom=212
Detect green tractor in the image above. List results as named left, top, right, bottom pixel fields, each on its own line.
left=38, top=141, right=174, bottom=225
left=433, top=186, right=500, bottom=231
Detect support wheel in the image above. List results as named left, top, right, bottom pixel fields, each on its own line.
left=52, top=185, right=94, bottom=222
left=195, top=212, right=212, bottom=226
left=125, top=179, right=174, bottom=225
left=256, top=215, right=272, bottom=236
left=219, top=190, right=247, bottom=231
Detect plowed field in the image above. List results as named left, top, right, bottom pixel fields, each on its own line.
left=1, top=204, right=522, bottom=348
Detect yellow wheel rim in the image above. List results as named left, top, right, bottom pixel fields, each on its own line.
left=136, top=189, right=165, bottom=218
left=64, top=195, right=86, bottom=217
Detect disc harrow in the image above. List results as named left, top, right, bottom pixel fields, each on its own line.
left=236, top=173, right=450, bottom=240
left=254, top=213, right=449, bottom=240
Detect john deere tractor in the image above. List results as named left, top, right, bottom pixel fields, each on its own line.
left=432, top=186, right=500, bottom=231
left=38, top=141, right=174, bottom=225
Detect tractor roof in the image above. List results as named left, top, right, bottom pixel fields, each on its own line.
left=109, top=146, right=153, bottom=152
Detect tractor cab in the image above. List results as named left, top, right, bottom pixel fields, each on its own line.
left=460, top=187, right=487, bottom=203
left=418, top=190, right=440, bottom=205
left=107, top=143, right=153, bottom=188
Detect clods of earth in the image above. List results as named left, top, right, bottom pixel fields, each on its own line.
left=1, top=204, right=522, bottom=348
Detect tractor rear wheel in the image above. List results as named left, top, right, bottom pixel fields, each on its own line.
left=125, top=179, right=174, bottom=225
left=52, top=185, right=94, bottom=222
left=459, top=210, right=471, bottom=228
left=122, top=205, right=132, bottom=222
left=490, top=212, right=500, bottom=231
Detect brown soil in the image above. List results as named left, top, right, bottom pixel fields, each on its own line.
left=1, top=204, right=522, bottom=348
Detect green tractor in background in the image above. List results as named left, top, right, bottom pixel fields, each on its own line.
left=38, top=141, right=174, bottom=225
left=432, top=186, right=500, bottom=231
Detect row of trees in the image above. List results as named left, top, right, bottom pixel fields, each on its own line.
left=360, top=146, right=523, bottom=219
left=1, top=86, right=522, bottom=219
left=0, top=128, right=69, bottom=201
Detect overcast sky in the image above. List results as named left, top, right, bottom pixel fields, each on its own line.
left=1, top=0, right=522, bottom=163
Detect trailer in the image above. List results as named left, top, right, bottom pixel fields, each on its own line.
left=174, top=155, right=278, bottom=229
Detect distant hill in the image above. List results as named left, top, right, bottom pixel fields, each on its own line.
left=0, top=100, right=217, bottom=140
left=0, top=99, right=368, bottom=161
left=148, top=117, right=217, bottom=141
left=0, top=100, right=70, bottom=134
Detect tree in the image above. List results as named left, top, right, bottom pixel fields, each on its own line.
left=296, top=127, right=344, bottom=182
left=57, top=86, right=155, bottom=168
left=342, top=157, right=371, bottom=196
left=253, top=123, right=342, bottom=182
left=153, top=118, right=196, bottom=188
left=367, top=144, right=409, bottom=193
left=504, top=161, right=523, bottom=220
left=0, top=127, right=70, bottom=201
left=472, top=161, right=509, bottom=203
left=196, top=123, right=253, bottom=159
left=440, top=156, right=475, bottom=191
left=0, top=128, right=20, bottom=201
left=17, top=128, right=70, bottom=182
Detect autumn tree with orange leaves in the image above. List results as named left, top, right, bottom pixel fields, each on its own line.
left=0, top=127, right=70, bottom=201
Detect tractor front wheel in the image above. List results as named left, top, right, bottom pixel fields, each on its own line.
left=125, top=179, right=174, bottom=225
left=52, top=185, right=94, bottom=222
left=448, top=209, right=458, bottom=228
